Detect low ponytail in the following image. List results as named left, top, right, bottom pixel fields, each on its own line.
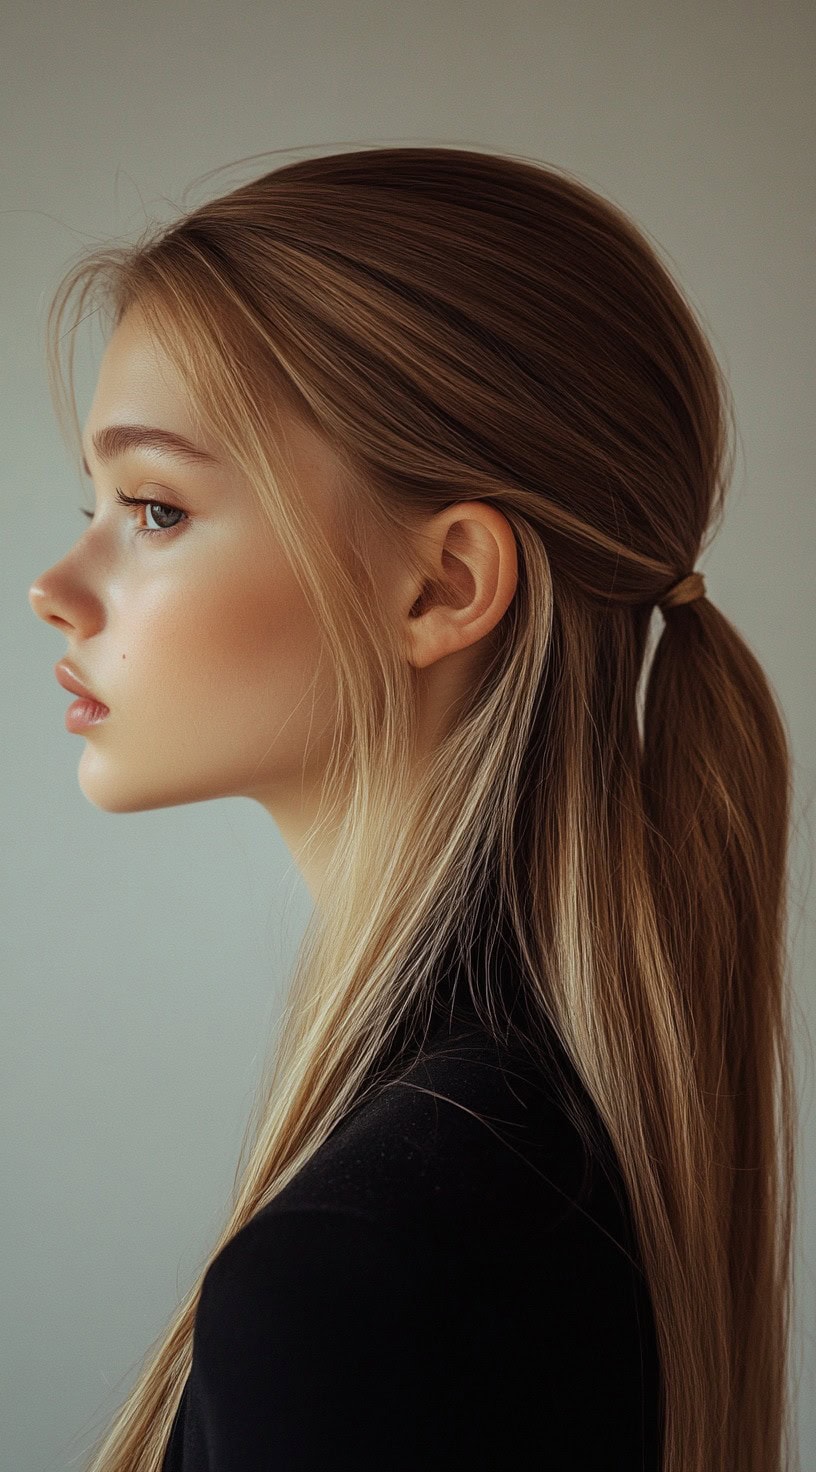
left=641, top=581, right=796, bottom=1470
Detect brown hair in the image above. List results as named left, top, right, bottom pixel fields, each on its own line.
left=47, top=144, right=799, bottom=1472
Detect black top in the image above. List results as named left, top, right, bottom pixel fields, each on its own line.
left=160, top=975, right=663, bottom=1470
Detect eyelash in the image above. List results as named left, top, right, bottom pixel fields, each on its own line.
left=79, top=487, right=188, bottom=538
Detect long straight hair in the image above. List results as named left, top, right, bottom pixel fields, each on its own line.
left=46, top=145, right=798, bottom=1472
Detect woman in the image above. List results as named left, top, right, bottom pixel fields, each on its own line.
left=29, top=145, right=796, bottom=1472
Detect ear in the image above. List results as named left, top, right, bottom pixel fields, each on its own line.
left=401, top=502, right=518, bottom=671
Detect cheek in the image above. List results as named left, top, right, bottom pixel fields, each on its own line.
left=196, top=583, right=308, bottom=676
left=136, top=552, right=316, bottom=678
left=144, top=560, right=330, bottom=750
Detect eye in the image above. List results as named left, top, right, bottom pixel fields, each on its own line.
left=79, top=487, right=189, bottom=538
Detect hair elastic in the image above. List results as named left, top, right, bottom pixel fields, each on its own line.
left=657, top=570, right=706, bottom=611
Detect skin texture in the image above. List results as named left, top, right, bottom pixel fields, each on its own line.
left=29, top=310, right=518, bottom=901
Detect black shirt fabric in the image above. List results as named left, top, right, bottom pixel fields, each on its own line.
left=161, top=984, right=663, bottom=1470
left=160, top=1006, right=659, bottom=1466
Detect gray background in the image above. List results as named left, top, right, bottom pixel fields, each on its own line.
left=2, top=3, right=814, bottom=1469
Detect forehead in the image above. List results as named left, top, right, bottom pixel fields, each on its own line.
left=86, top=310, right=202, bottom=441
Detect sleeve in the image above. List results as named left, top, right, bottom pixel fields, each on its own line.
left=191, top=1206, right=449, bottom=1471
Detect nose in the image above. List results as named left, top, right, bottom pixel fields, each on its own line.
left=29, top=580, right=68, bottom=629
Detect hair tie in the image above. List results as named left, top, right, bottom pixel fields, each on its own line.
left=657, top=570, right=706, bottom=613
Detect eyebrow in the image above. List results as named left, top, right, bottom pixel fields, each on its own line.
left=81, top=423, right=221, bottom=477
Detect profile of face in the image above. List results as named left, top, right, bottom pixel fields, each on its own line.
left=29, top=308, right=518, bottom=896
left=28, top=310, right=348, bottom=855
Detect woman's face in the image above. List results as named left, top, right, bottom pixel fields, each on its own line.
left=29, top=309, right=343, bottom=877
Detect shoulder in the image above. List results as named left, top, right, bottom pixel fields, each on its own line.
left=201, top=1014, right=638, bottom=1308
left=242, top=1017, right=625, bottom=1248
left=188, top=1021, right=660, bottom=1468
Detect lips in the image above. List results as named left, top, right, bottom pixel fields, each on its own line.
left=54, top=661, right=108, bottom=708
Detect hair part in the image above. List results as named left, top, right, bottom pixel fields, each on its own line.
left=47, top=144, right=799, bottom=1472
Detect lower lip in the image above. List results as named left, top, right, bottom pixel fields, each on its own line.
left=65, top=697, right=110, bottom=732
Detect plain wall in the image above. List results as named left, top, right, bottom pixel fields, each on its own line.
left=2, top=2, right=814, bottom=1469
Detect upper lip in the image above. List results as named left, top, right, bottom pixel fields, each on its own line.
left=54, top=661, right=107, bottom=706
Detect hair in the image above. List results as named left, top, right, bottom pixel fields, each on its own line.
left=46, top=144, right=799, bottom=1472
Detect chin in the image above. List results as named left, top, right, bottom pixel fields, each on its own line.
left=77, top=767, right=181, bottom=814
left=77, top=759, right=233, bottom=814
